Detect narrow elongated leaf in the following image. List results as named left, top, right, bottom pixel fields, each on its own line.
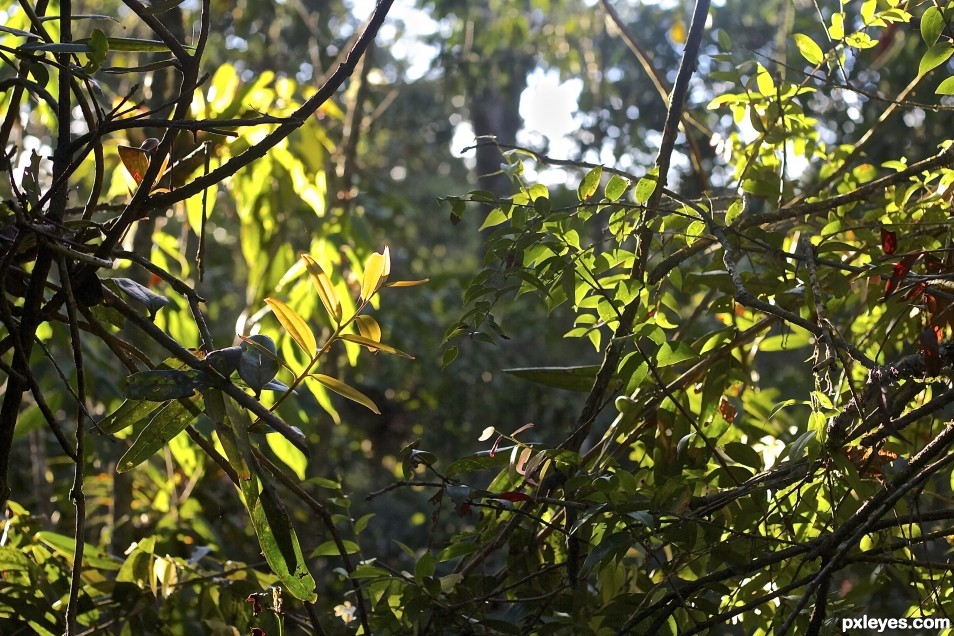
left=502, top=366, right=600, bottom=392
left=340, top=333, right=413, bottom=358
left=387, top=278, right=429, bottom=287
left=111, top=277, right=169, bottom=316
left=265, top=297, right=317, bottom=354
left=98, top=398, right=162, bottom=435
left=360, top=250, right=388, bottom=301
left=218, top=396, right=317, bottom=602
left=309, top=374, right=380, bottom=414
left=301, top=254, right=341, bottom=323
left=122, top=370, right=210, bottom=401
left=117, top=398, right=202, bottom=472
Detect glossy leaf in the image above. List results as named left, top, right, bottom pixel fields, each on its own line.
left=577, top=166, right=602, bottom=201
left=354, top=315, right=382, bottom=342
left=265, top=297, right=317, bottom=354
left=360, top=249, right=389, bottom=301
left=793, top=33, right=824, bottom=65
left=117, top=398, right=202, bottom=472
left=340, top=333, right=414, bottom=357
left=309, top=374, right=380, bottom=414
left=111, top=277, right=169, bottom=317
left=918, top=42, right=953, bottom=77
left=301, top=254, right=342, bottom=324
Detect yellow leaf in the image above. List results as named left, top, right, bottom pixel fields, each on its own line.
left=670, top=19, right=686, bottom=45
left=301, top=254, right=342, bottom=324
left=309, top=373, right=380, bottom=414
left=117, top=145, right=149, bottom=185
left=265, top=298, right=317, bottom=354
left=355, top=315, right=382, bottom=342
left=340, top=333, right=413, bottom=358
left=360, top=250, right=388, bottom=301
left=387, top=278, right=430, bottom=288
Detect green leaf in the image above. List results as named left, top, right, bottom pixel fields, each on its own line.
left=251, top=488, right=317, bottom=601
left=501, top=365, right=600, bottom=392
left=922, top=6, right=945, bottom=46
left=85, top=28, right=109, bottom=71
left=828, top=12, right=845, bottom=40
left=265, top=297, right=317, bottom=355
left=605, top=174, right=629, bottom=202
left=755, top=64, right=774, bottom=95
left=116, top=398, right=202, bottom=472
left=634, top=168, right=659, bottom=204
left=655, top=341, right=696, bottom=367
left=577, top=166, right=602, bottom=201
left=937, top=76, right=954, bottom=95
left=919, top=42, right=954, bottom=77
left=793, top=33, right=824, bottom=65
left=308, top=374, right=380, bottom=414
left=442, top=346, right=459, bottom=369
left=98, top=398, right=162, bottom=435
left=122, top=369, right=211, bottom=401
left=479, top=208, right=509, bottom=230
left=311, top=540, right=361, bottom=556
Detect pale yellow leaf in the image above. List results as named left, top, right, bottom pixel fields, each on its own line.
left=301, top=254, right=342, bottom=324
left=265, top=297, right=317, bottom=354
left=355, top=315, right=382, bottom=342
left=360, top=251, right=387, bottom=301
left=340, top=333, right=414, bottom=358
left=309, top=373, right=380, bottom=414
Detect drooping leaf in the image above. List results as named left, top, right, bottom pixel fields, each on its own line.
left=206, top=346, right=244, bottom=376
left=122, top=370, right=211, bottom=401
left=502, top=365, right=600, bottom=392
left=116, top=397, right=203, bottom=472
left=880, top=228, right=897, bottom=255
left=117, top=145, right=150, bottom=185
left=265, top=297, right=317, bottom=355
left=920, top=325, right=942, bottom=375
left=308, top=374, right=380, bottom=414
left=110, top=277, right=169, bottom=317
left=301, top=254, right=342, bottom=324
left=883, top=252, right=921, bottom=299
left=98, top=398, right=162, bottom=435
left=340, top=333, right=413, bottom=357
left=238, top=334, right=280, bottom=392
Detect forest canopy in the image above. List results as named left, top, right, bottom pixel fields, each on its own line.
left=3, top=0, right=954, bottom=634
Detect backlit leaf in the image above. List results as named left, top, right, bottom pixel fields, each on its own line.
left=301, top=254, right=342, bottom=324
left=793, top=33, right=824, bottom=65
left=577, top=166, right=602, bottom=201
left=117, top=398, right=203, bottom=472
left=265, top=297, right=317, bottom=355
left=309, top=374, right=380, bottom=414
left=919, top=43, right=953, bottom=77
left=341, top=333, right=414, bottom=358
left=355, top=315, right=382, bottom=342
left=360, top=249, right=388, bottom=301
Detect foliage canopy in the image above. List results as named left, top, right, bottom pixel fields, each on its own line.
left=3, top=0, right=954, bottom=634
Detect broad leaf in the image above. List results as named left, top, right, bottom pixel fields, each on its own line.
left=116, top=397, right=203, bottom=472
